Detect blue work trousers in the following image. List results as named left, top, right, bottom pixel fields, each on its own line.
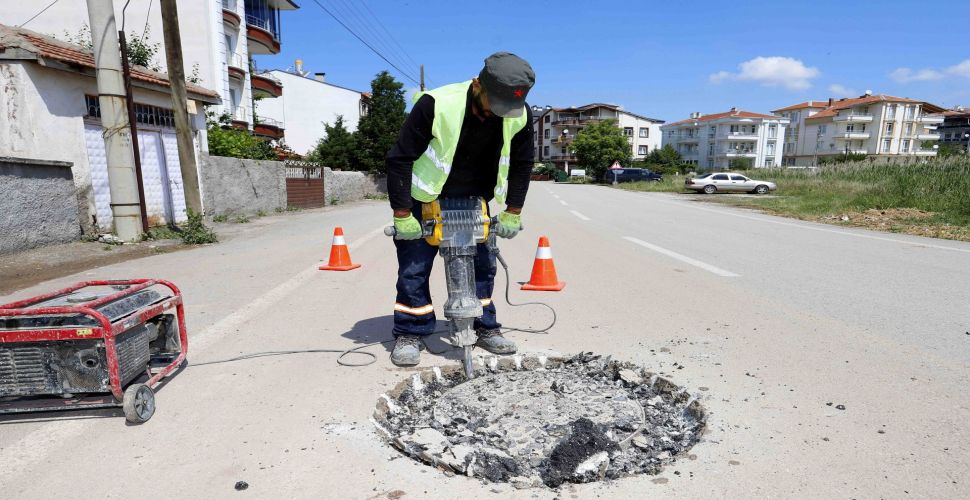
left=392, top=203, right=499, bottom=337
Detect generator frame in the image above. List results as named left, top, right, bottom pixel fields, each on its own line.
left=0, top=279, right=187, bottom=422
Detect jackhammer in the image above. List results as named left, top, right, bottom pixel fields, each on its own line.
left=384, top=197, right=503, bottom=379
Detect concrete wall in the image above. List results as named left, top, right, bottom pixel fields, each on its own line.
left=324, top=169, right=386, bottom=205
left=0, top=157, right=81, bottom=254
left=200, top=154, right=286, bottom=216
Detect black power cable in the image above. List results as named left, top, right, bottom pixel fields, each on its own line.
left=189, top=247, right=557, bottom=368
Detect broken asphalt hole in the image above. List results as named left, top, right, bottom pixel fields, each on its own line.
left=372, top=353, right=707, bottom=489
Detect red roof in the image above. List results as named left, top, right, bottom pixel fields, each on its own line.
left=665, top=109, right=780, bottom=127
left=794, top=94, right=945, bottom=122
left=772, top=100, right=829, bottom=112
left=0, top=24, right=219, bottom=102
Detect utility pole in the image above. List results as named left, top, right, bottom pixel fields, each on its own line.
left=86, top=0, right=143, bottom=241
left=420, top=64, right=425, bottom=91
left=160, top=0, right=203, bottom=215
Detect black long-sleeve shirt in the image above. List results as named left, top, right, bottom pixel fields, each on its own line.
left=385, top=86, right=534, bottom=211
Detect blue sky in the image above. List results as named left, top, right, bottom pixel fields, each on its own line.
left=263, top=0, right=970, bottom=121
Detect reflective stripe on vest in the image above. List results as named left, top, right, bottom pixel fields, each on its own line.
left=410, top=80, right=528, bottom=204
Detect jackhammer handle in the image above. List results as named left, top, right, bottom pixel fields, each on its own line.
left=383, top=226, right=396, bottom=236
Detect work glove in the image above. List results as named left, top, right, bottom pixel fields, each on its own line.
left=494, top=211, right=521, bottom=239
left=393, top=214, right=423, bottom=240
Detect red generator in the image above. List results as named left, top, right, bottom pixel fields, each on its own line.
left=0, top=279, right=187, bottom=423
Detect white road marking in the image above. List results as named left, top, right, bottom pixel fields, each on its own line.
left=559, top=200, right=568, bottom=206
left=647, top=194, right=970, bottom=255
left=623, top=236, right=740, bottom=277
left=570, top=210, right=591, bottom=221
left=0, top=225, right=388, bottom=483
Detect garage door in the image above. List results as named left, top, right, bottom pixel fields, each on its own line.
left=83, top=123, right=188, bottom=231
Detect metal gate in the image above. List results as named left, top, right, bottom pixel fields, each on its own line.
left=284, top=161, right=325, bottom=209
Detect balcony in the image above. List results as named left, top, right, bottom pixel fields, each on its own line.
left=227, top=54, right=246, bottom=82
left=254, top=116, right=284, bottom=139
left=723, top=131, right=759, bottom=140
left=717, top=150, right=757, bottom=158
left=835, top=132, right=871, bottom=140
left=677, top=135, right=700, bottom=143
left=222, top=0, right=241, bottom=28
left=919, top=115, right=944, bottom=124
left=246, top=18, right=281, bottom=54
left=916, top=133, right=941, bottom=141
left=833, top=113, right=874, bottom=123
left=231, top=106, right=249, bottom=129
left=251, top=72, right=283, bottom=98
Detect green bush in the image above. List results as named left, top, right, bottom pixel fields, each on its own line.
left=180, top=210, right=218, bottom=244
left=206, top=113, right=276, bottom=160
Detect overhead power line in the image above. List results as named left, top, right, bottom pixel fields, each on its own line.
left=343, top=0, right=422, bottom=84
left=19, top=0, right=60, bottom=28
left=357, top=0, right=423, bottom=74
left=310, top=0, right=420, bottom=86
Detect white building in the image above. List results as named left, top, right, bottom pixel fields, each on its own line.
left=257, top=67, right=370, bottom=155
left=0, top=25, right=219, bottom=231
left=533, top=104, right=664, bottom=172
left=661, top=108, right=788, bottom=170
left=2, top=0, right=298, bottom=142
left=773, top=93, right=945, bottom=166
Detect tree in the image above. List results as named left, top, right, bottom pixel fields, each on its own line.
left=570, top=119, right=632, bottom=180
left=645, top=144, right=684, bottom=174
left=206, top=112, right=276, bottom=160
left=306, top=115, right=357, bottom=169
left=354, top=71, right=406, bottom=174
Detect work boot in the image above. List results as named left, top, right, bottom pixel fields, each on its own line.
left=391, top=334, right=422, bottom=366
left=475, top=328, right=517, bottom=355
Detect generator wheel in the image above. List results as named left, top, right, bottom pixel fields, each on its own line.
left=123, top=384, right=156, bottom=424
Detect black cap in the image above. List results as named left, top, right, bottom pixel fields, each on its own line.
left=478, top=52, right=535, bottom=118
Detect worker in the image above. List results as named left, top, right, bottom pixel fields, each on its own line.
left=385, top=52, right=536, bottom=366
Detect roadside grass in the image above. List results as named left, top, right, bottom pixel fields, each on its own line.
left=614, top=175, right=688, bottom=193
left=613, top=157, right=970, bottom=242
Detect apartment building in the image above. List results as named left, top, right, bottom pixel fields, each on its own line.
left=660, top=108, right=788, bottom=170
left=533, top=103, right=664, bottom=172
left=936, top=108, right=970, bottom=153
left=2, top=0, right=298, bottom=141
left=772, top=93, right=945, bottom=165
left=258, top=65, right=371, bottom=155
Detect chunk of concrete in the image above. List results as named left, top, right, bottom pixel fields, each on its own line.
left=408, top=428, right=449, bottom=454
left=618, top=369, right=643, bottom=385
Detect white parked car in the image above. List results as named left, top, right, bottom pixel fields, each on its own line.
left=685, top=172, right=777, bottom=194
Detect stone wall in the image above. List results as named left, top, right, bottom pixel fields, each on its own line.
left=200, top=154, right=286, bottom=216
left=324, top=169, right=386, bottom=204
left=0, top=157, right=81, bottom=254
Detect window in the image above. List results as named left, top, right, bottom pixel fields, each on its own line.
left=712, top=174, right=729, bottom=180
left=765, top=157, right=774, bottom=165
left=709, top=125, right=716, bottom=137
left=561, top=147, right=566, bottom=154
left=543, top=146, right=549, bottom=156
left=707, top=159, right=714, bottom=168
left=730, top=125, right=739, bottom=133
left=543, top=129, right=550, bottom=139
left=730, top=175, right=747, bottom=181
left=902, top=139, right=911, bottom=152
left=544, top=115, right=550, bottom=123
left=638, top=145, right=648, bottom=155
left=886, top=104, right=897, bottom=119
left=639, top=127, right=649, bottom=138
left=768, top=124, right=777, bottom=138
left=623, top=127, right=634, bottom=136
left=818, top=124, right=827, bottom=135
left=533, top=131, right=537, bottom=142
left=882, top=139, right=891, bottom=152
left=766, top=141, right=776, bottom=155
left=708, top=144, right=715, bottom=155
left=904, top=123, right=913, bottom=135
left=85, top=95, right=176, bottom=127
left=885, top=122, right=894, bottom=134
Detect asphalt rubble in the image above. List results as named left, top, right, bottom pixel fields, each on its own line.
left=373, top=352, right=707, bottom=490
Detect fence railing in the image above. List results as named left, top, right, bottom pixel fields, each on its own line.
left=284, top=161, right=323, bottom=179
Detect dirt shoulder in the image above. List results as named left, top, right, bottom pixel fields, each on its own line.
left=0, top=239, right=188, bottom=296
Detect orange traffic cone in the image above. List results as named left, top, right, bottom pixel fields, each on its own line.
left=521, top=236, right=565, bottom=291
left=319, top=227, right=361, bottom=271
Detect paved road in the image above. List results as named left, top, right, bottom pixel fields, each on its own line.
left=1, top=185, right=968, bottom=499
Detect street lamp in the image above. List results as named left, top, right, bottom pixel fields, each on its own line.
left=964, top=132, right=969, bottom=154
